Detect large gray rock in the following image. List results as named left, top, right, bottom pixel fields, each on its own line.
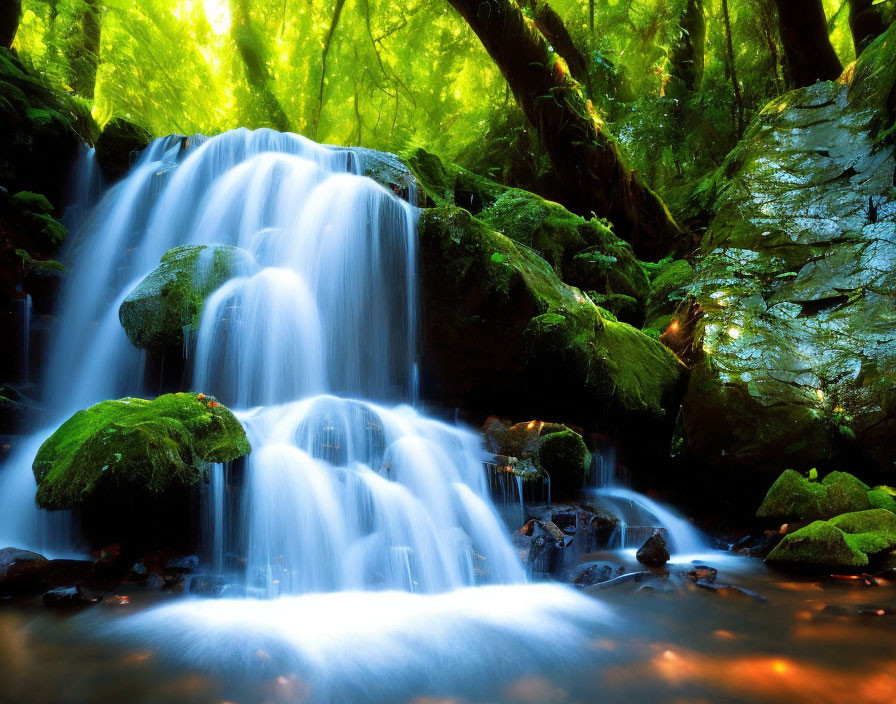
left=681, top=26, right=896, bottom=479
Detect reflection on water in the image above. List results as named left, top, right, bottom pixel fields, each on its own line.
left=3, top=553, right=895, bottom=704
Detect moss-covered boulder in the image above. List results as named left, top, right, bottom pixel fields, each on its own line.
left=418, top=206, right=685, bottom=453
left=756, top=469, right=878, bottom=523
left=535, top=429, right=591, bottom=494
left=766, top=520, right=869, bottom=569
left=680, top=25, right=896, bottom=479
left=95, top=118, right=153, bottom=181
left=33, top=393, right=250, bottom=511
left=405, top=148, right=650, bottom=310
left=482, top=418, right=590, bottom=495
left=119, top=244, right=254, bottom=350
left=767, top=509, right=896, bottom=569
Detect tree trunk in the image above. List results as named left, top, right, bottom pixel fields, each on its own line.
left=311, top=0, right=348, bottom=141
left=446, top=0, right=681, bottom=260
left=68, top=0, right=102, bottom=99
left=528, top=1, right=589, bottom=90
left=721, top=0, right=744, bottom=136
left=848, top=0, right=887, bottom=56
left=231, top=0, right=291, bottom=132
left=774, top=0, right=842, bottom=88
left=0, top=0, right=21, bottom=49
left=668, top=0, right=705, bottom=95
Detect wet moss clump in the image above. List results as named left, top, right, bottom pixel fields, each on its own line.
left=418, top=206, right=685, bottom=438
left=767, top=510, right=896, bottom=569
left=33, top=392, right=251, bottom=510
left=766, top=520, right=869, bottom=569
left=119, top=244, right=254, bottom=350
left=405, top=148, right=649, bottom=308
left=756, top=469, right=895, bottom=524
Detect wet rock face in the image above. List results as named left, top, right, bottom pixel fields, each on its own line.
left=682, top=26, right=896, bottom=479
left=95, top=118, right=153, bottom=181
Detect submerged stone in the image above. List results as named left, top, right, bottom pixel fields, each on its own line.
left=32, top=392, right=251, bottom=511
left=119, top=244, right=254, bottom=350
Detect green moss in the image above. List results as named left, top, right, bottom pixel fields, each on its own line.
left=119, top=244, right=254, bottom=350
left=418, top=206, right=685, bottom=426
left=767, top=520, right=868, bottom=568
left=644, top=259, right=695, bottom=330
left=33, top=393, right=251, bottom=510
left=14, top=249, right=66, bottom=278
left=406, top=148, right=649, bottom=304
left=869, top=487, right=896, bottom=513
left=830, top=510, right=896, bottom=555
left=756, top=469, right=872, bottom=523
left=534, top=429, right=591, bottom=479
left=12, top=191, right=53, bottom=215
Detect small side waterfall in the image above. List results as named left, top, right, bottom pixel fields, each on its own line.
left=587, top=452, right=707, bottom=555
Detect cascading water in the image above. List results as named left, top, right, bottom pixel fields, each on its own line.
left=0, top=128, right=611, bottom=700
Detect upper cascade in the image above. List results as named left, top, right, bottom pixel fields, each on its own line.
left=0, top=129, right=525, bottom=593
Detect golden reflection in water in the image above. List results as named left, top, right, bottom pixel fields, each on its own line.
left=608, top=642, right=896, bottom=704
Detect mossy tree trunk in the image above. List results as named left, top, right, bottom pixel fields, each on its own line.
left=847, top=0, right=887, bottom=56
left=230, top=0, right=292, bottom=132
left=446, top=0, right=682, bottom=260
left=67, top=0, right=103, bottom=99
left=668, top=0, right=705, bottom=95
left=774, top=0, right=842, bottom=88
left=527, top=1, right=589, bottom=92
left=0, top=0, right=21, bottom=49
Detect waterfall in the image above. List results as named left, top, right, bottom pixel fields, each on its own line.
left=0, top=128, right=525, bottom=589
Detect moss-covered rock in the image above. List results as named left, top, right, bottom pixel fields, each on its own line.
left=482, top=418, right=590, bottom=496
left=95, top=118, right=153, bottom=181
left=680, top=34, right=896, bottom=479
left=766, top=520, right=869, bottom=568
left=119, top=244, right=254, bottom=350
left=353, top=146, right=421, bottom=205
left=767, top=509, right=896, bottom=569
left=756, top=469, right=874, bottom=523
left=418, top=206, right=685, bottom=449
left=405, top=148, right=650, bottom=309
left=33, top=392, right=250, bottom=511
left=535, top=429, right=591, bottom=492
